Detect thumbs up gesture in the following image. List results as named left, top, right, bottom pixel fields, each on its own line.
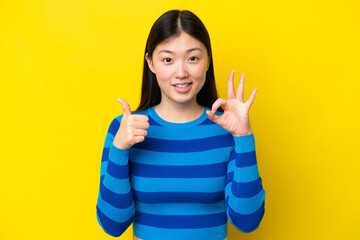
left=113, top=98, right=150, bottom=150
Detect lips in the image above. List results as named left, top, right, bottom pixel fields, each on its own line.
left=173, top=82, right=193, bottom=93
left=172, top=82, right=192, bottom=86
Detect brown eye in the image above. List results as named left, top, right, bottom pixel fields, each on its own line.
left=163, top=58, right=172, bottom=63
left=189, top=56, right=198, bottom=61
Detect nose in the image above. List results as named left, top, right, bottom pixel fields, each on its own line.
left=175, top=62, right=188, bottom=79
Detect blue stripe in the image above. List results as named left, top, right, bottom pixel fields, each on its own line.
left=236, top=151, right=257, bottom=167
left=104, top=134, right=114, bottom=148
left=132, top=134, right=234, bottom=152
left=133, top=109, right=149, bottom=115
left=108, top=117, right=121, bottom=137
left=101, top=147, right=110, bottom=163
left=228, top=153, right=258, bottom=180
left=97, top=194, right=135, bottom=222
left=135, top=211, right=227, bottom=228
left=226, top=199, right=265, bottom=233
left=133, top=190, right=224, bottom=204
left=228, top=189, right=266, bottom=214
left=100, top=161, right=107, bottom=177
left=96, top=205, right=134, bottom=237
left=226, top=172, right=234, bottom=185
left=131, top=175, right=225, bottom=192
left=133, top=222, right=227, bottom=240
left=99, top=175, right=133, bottom=208
left=198, top=118, right=219, bottom=125
left=148, top=116, right=162, bottom=126
left=129, top=147, right=233, bottom=166
left=229, top=149, right=236, bottom=160
left=134, top=200, right=226, bottom=215
left=103, top=174, right=131, bottom=194
left=227, top=158, right=235, bottom=173
left=229, top=150, right=257, bottom=167
left=107, top=160, right=129, bottom=179
left=234, top=165, right=260, bottom=183
left=231, top=177, right=264, bottom=198
left=225, top=182, right=232, bottom=198
left=131, top=162, right=227, bottom=178
left=147, top=124, right=227, bottom=140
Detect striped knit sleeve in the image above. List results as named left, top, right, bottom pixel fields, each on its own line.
left=225, top=133, right=266, bottom=233
left=96, top=116, right=135, bottom=237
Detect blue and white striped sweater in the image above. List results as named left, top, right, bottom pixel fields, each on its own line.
left=96, top=105, right=266, bottom=239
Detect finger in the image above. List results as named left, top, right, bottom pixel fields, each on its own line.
left=133, top=114, right=149, bottom=122
left=133, top=129, right=148, bottom=137
left=118, top=98, right=132, bottom=116
left=206, top=110, right=221, bottom=122
left=227, top=70, right=236, bottom=100
left=134, top=135, right=145, bottom=143
left=236, top=73, right=245, bottom=102
left=130, top=121, right=150, bottom=129
left=211, top=98, right=228, bottom=113
left=246, top=88, right=257, bottom=107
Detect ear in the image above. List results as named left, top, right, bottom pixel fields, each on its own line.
left=145, top=53, right=156, bottom=74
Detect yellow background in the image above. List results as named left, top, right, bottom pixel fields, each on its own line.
left=1, top=0, right=359, bottom=239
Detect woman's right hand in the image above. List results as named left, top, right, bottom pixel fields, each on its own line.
left=113, top=98, right=150, bottom=150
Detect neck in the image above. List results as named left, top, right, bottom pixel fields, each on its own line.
left=154, top=100, right=204, bottom=123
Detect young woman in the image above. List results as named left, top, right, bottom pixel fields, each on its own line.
left=96, top=10, right=266, bottom=240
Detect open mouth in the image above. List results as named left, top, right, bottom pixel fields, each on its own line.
left=173, top=83, right=192, bottom=88
left=172, top=82, right=193, bottom=93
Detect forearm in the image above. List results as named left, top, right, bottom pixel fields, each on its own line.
left=226, top=134, right=266, bottom=232
left=96, top=118, right=135, bottom=237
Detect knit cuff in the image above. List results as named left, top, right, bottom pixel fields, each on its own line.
left=233, top=133, right=255, bottom=153
left=109, top=142, right=130, bottom=165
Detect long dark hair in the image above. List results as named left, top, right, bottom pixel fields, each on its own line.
left=135, top=9, right=224, bottom=113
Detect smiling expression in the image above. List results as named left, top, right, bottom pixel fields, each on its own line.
left=145, top=31, right=210, bottom=106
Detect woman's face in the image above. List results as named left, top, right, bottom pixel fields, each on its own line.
left=145, top=31, right=210, bottom=106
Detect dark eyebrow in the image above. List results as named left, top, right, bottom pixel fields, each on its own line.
left=158, top=47, right=202, bottom=54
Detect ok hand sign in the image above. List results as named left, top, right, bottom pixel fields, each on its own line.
left=206, top=71, right=257, bottom=136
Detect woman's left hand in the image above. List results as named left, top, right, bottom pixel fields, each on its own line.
left=206, top=71, right=257, bottom=136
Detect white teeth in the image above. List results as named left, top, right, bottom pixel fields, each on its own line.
left=175, top=83, right=190, bottom=88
